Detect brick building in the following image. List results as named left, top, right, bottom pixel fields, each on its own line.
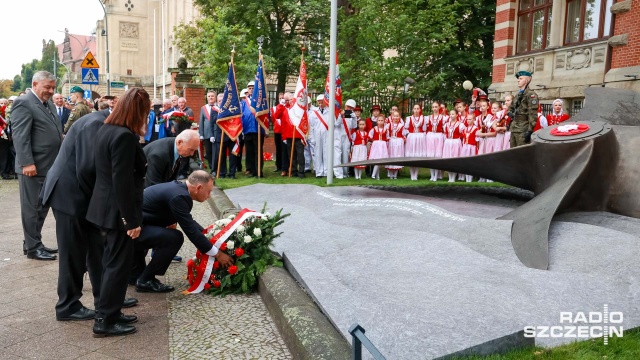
left=490, top=0, right=640, bottom=112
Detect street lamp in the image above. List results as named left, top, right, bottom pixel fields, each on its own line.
left=98, top=0, right=111, bottom=95
left=54, top=60, right=72, bottom=94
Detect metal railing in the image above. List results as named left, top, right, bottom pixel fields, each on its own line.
left=349, top=323, right=386, bottom=360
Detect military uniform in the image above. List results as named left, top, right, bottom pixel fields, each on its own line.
left=64, top=102, right=92, bottom=134
left=508, top=71, right=538, bottom=147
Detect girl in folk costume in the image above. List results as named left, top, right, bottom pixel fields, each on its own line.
left=502, top=95, right=513, bottom=150
left=386, top=105, right=400, bottom=125
left=492, top=102, right=509, bottom=152
left=368, top=115, right=389, bottom=180
left=475, top=98, right=497, bottom=182
left=443, top=109, right=465, bottom=182
left=426, top=101, right=446, bottom=181
left=386, top=111, right=406, bottom=179
left=548, top=99, right=570, bottom=126
left=460, top=114, right=480, bottom=182
left=404, top=104, right=428, bottom=181
left=454, top=100, right=469, bottom=180
left=350, top=119, right=369, bottom=180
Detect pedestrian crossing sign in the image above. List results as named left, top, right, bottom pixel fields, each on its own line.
left=80, top=51, right=100, bottom=68
left=81, top=68, right=99, bottom=84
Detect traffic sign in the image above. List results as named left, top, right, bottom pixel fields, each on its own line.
left=81, top=68, right=99, bottom=84
left=110, top=81, right=125, bottom=88
left=84, top=90, right=91, bottom=99
left=80, top=51, right=100, bottom=68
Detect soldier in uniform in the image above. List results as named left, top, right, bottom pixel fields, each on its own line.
left=64, top=86, right=92, bottom=134
left=507, top=71, right=538, bottom=147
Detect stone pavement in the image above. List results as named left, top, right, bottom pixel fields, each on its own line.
left=0, top=179, right=291, bottom=359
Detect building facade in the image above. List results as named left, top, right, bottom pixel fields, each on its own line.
left=490, top=0, right=640, bottom=112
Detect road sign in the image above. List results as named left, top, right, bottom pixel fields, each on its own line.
left=83, top=90, right=91, bottom=99
left=81, top=68, right=99, bottom=84
left=110, top=81, right=125, bottom=88
left=80, top=51, right=100, bottom=68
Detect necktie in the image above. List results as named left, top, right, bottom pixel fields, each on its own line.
left=210, top=106, right=215, bottom=120
left=43, top=101, right=48, bottom=108
left=58, top=107, right=62, bottom=118
left=170, top=157, right=181, bottom=180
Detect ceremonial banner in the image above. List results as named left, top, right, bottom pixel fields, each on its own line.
left=217, top=62, right=243, bottom=141
left=250, top=55, right=270, bottom=132
left=324, top=52, right=342, bottom=118
left=289, top=58, right=308, bottom=142
left=537, top=103, right=548, bottom=128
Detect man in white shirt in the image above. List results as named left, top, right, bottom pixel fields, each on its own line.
left=333, top=99, right=356, bottom=178
left=309, top=95, right=329, bottom=177
left=52, top=93, right=70, bottom=130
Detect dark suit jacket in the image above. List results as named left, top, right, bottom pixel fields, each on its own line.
left=143, top=181, right=213, bottom=253
left=40, top=110, right=110, bottom=217
left=198, top=105, right=217, bottom=139
left=56, top=106, right=71, bottom=129
left=142, top=137, right=185, bottom=188
left=86, top=124, right=147, bottom=230
left=212, top=108, right=232, bottom=143
left=10, top=92, right=63, bottom=176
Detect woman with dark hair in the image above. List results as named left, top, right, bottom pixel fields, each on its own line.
left=86, top=87, right=150, bottom=337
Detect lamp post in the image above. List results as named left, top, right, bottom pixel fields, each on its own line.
left=98, top=0, right=111, bottom=95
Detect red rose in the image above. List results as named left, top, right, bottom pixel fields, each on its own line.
left=228, top=265, right=238, bottom=275
left=204, top=283, right=211, bottom=290
left=213, top=261, right=220, bottom=270
left=235, top=248, right=244, bottom=257
left=220, top=242, right=227, bottom=251
left=213, top=280, right=221, bottom=288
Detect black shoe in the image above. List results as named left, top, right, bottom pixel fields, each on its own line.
left=298, top=174, right=305, bottom=179
left=115, top=313, right=138, bottom=324
left=136, top=279, right=175, bottom=293
left=41, top=246, right=58, bottom=254
left=172, top=255, right=182, bottom=262
left=122, top=298, right=138, bottom=308
left=57, top=306, right=95, bottom=321
left=26, top=249, right=57, bottom=260
left=228, top=175, right=236, bottom=179
left=273, top=168, right=280, bottom=172
left=93, top=318, right=137, bottom=338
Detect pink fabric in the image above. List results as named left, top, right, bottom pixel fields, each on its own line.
left=369, top=140, right=389, bottom=160
left=426, top=132, right=445, bottom=158
left=386, top=137, right=405, bottom=170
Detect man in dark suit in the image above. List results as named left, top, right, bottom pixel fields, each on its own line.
left=212, top=93, right=237, bottom=178
left=11, top=71, right=63, bottom=260
left=143, top=129, right=200, bottom=188
left=41, top=109, right=138, bottom=321
left=198, top=91, right=217, bottom=171
left=130, top=171, right=233, bottom=292
left=52, top=93, right=70, bottom=130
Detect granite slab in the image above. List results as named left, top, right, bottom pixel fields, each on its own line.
left=226, top=184, right=640, bottom=359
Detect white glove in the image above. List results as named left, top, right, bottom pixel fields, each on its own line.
left=199, top=136, right=204, bottom=140
left=283, top=140, right=287, bottom=145
left=210, top=137, right=215, bottom=143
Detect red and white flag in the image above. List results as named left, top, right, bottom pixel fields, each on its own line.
left=288, top=57, right=309, bottom=143
left=324, top=52, right=342, bottom=119
left=537, top=103, right=548, bottom=128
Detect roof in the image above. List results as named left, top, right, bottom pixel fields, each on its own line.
left=57, top=33, right=97, bottom=64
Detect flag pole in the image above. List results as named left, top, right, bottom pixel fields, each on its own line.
left=288, top=47, right=304, bottom=177
left=327, top=0, right=337, bottom=185
left=217, top=47, right=236, bottom=179
left=257, top=39, right=263, bottom=178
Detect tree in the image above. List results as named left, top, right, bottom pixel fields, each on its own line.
left=175, top=0, right=330, bottom=93
left=12, top=39, right=66, bottom=92
left=11, top=75, right=21, bottom=92
left=0, top=80, right=16, bottom=98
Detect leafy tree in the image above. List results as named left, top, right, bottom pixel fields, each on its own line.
left=175, top=0, right=330, bottom=92
left=11, top=75, right=21, bottom=92
left=12, top=39, right=66, bottom=92
left=0, top=80, right=16, bottom=98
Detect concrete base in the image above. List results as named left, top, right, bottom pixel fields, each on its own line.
left=226, top=184, right=640, bottom=359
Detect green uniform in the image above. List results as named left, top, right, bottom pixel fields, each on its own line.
left=508, top=86, right=538, bottom=147
left=64, top=102, right=91, bottom=133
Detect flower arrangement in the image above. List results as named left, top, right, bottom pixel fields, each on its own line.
left=186, top=205, right=289, bottom=296
left=167, top=111, right=194, bottom=124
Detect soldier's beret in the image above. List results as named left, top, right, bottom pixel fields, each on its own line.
left=70, top=86, right=84, bottom=93
left=515, top=71, right=532, bottom=79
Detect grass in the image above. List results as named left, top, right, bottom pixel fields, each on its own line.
left=457, top=327, right=640, bottom=359
left=210, top=158, right=511, bottom=191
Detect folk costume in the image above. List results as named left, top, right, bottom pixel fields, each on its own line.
left=404, top=115, right=427, bottom=180
left=350, top=129, right=369, bottom=179
left=460, top=123, right=479, bottom=183
left=425, top=113, right=446, bottom=181
left=386, top=120, right=405, bottom=179
left=367, top=125, right=389, bottom=180
left=442, top=117, right=464, bottom=182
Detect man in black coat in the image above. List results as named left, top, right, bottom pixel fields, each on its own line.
left=143, top=129, right=200, bottom=188
left=41, top=109, right=138, bottom=321
left=130, top=170, right=233, bottom=292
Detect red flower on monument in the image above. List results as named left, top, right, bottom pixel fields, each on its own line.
left=228, top=265, right=238, bottom=275
left=220, top=242, right=227, bottom=251
left=204, top=283, right=211, bottom=290
left=235, top=248, right=244, bottom=257
left=213, top=261, right=220, bottom=270
left=213, top=280, right=221, bottom=288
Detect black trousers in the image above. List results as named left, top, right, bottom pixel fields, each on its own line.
left=285, top=138, right=305, bottom=176
left=53, top=210, right=104, bottom=318
left=96, top=229, right=133, bottom=323
left=130, top=225, right=184, bottom=282
left=244, top=133, right=265, bottom=176
left=18, top=174, right=48, bottom=252
left=213, top=140, right=237, bottom=177
left=202, top=138, right=213, bottom=171
left=274, top=133, right=283, bottom=171
left=0, top=138, right=11, bottom=176
left=235, top=136, right=245, bottom=172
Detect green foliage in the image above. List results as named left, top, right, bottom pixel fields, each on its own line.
left=12, top=39, right=66, bottom=92
left=10, top=75, right=21, bottom=92
left=175, top=0, right=330, bottom=92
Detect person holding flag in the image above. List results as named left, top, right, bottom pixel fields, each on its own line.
left=283, top=54, right=309, bottom=178
left=309, top=95, right=330, bottom=178
left=249, top=54, right=271, bottom=178
left=334, top=99, right=357, bottom=179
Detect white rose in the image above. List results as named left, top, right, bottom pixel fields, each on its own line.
left=263, top=212, right=271, bottom=220
left=227, top=240, right=235, bottom=250
left=253, top=228, right=262, bottom=237
left=236, top=225, right=245, bottom=233
left=228, top=214, right=236, bottom=219
left=244, top=235, right=253, bottom=243
left=215, top=218, right=232, bottom=227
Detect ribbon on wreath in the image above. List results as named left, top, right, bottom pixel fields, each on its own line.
left=549, top=123, right=589, bottom=136
left=183, top=208, right=265, bottom=294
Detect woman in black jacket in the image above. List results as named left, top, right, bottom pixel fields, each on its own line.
left=86, top=88, right=150, bottom=337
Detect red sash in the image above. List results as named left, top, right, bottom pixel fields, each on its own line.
left=313, top=110, right=328, bottom=131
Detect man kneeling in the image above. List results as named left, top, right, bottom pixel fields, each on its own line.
left=131, top=170, right=233, bottom=292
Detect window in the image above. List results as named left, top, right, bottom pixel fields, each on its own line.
left=127, top=69, right=132, bottom=75
left=565, top=0, right=613, bottom=44
left=517, top=0, right=553, bottom=53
